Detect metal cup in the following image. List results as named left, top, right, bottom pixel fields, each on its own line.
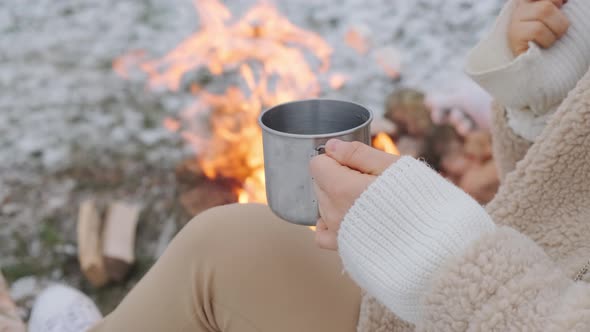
left=259, top=99, right=373, bottom=225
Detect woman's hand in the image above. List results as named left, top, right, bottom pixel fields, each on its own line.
left=508, top=0, right=570, bottom=56
left=309, top=139, right=399, bottom=250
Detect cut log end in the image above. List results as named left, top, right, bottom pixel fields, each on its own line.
left=102, top=201, right=141, bottom=282
left=77, top=200, right=109, bottom=287
left=103, top=257, right=132, bottom=282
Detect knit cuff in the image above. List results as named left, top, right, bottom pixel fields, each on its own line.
left=464, top=0, right=543, bottom=114
left=338, top=157, right=496, bottom=324
left=465, top=0, right=590, bottom=117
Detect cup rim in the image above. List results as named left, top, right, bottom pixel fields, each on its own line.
left=258, top=98, right=373, bottom=139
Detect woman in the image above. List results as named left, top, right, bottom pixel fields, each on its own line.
left=30, top=0, right=590, bottom=330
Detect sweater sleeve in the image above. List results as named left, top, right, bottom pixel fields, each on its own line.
left=338, top=157, right=497, bottom=324
left=339, top=66, right=590, bottom=329
left=338, top=158, right=590, bottom=329
left=465, top=0, right=590, bottom=141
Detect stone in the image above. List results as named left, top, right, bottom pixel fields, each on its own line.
left=459, top=160, right=499, bottom=204
left=385, top=88, right=433, bottom=137
left=9, top=276, right=38, bottom=303
left=464, top=130, right=493, bottom=162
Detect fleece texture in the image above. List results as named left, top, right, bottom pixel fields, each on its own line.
left=353, top=64, right=590, bottom=331
left=339, top=157, right=496, bottom=323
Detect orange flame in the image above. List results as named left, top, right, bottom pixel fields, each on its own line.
left=345, top=26, right=370, bottom=55
left=373, top=132, right=400, bottom=155
left=115, top=0, right=334, bottom=204
left=329, top=73, right=348, bottom=90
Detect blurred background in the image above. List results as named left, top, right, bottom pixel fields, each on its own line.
left=0, top=0, right=503, bottom=320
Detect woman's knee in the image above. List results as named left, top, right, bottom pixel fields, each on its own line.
left=183, top=203, right=274, bottom=242
left=176, top=204, right=285, bottom=258
left=174, top=203, right=314, bottom=266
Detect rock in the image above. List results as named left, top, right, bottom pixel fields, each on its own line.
left=385, top=88, right=433, bottom=137
left=9, top=276, right=38, bottom=303
left=422, top=124, right=463, bottom=170
left=459, top=160, right=499, bottom=204
left=464, top=130, right=493, bottom=162
left=441, top=152, right=475, bottom=184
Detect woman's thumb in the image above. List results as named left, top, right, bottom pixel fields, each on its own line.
left=325, top=139, right=398, bottom=175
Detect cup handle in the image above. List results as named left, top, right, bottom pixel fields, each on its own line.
left=315, top=144, right=326, bottom=155
left=312, top=144, right=326, bottom=221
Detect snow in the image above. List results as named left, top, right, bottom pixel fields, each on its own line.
left=0, top=0, right=502, bottom=174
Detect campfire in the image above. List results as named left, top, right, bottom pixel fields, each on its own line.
left=114, top=0, right=398, bottom=212
left=114, top=0, right=496, bottom=215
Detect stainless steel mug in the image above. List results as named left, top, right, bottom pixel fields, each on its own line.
left=259, top=99, right=373, bottom=225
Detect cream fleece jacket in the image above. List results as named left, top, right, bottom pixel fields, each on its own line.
left=346, top=63, right=590, bottom=332
left=341, top=1, right=590, bottom=329
left=465, top=0, right=590, bottom=141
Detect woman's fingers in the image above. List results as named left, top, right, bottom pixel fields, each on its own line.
left=313, top=181, right=332, bottom=221
left=510, top=0, right=570, bottom=55
left=519, top=21, right=559, bottom=49
left=529, top=0, right=567, bottom=8
left=310, top=154, right=357, bottom=190
left=324, top=139, right=398, bottom=175
left=315, top=218, right=338, bottom=250
left=316, top=217, right=329, bottom=231
left=522, top=0, right=570, bottom=39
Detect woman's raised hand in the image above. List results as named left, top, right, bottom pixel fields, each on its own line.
left=508, top=0, right=570, bottom=56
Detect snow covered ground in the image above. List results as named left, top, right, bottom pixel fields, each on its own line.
left=0, top=0, right=503, bottom=314
left=0, top=0, right=503, bottom=173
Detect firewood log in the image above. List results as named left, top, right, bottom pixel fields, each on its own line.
left=102, top=202, right=141, bottom=282
left=77, top=200, right=109, bottom=287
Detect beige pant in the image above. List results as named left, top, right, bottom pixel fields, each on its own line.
left=90, top=204, right=361, bottom=332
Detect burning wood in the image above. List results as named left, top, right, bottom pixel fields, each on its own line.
left=329, top=73, right=349, bottom=90
left=114, top=0, right=497, bottom=211
left=385, top=88, right=434, bottom=138
left=180, top=181, right=236, bottom=217
left=115, top=0, right=337, bottom=205
left=379, top=87, right=499, bottom=204
left=345, top=25, right=371, bottom=55
left=373, top=133, right=400, bottom=155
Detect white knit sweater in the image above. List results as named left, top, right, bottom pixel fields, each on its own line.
left=465, top=0, right=590, bottom=141
left=338, top=157, right=496, bottom=323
